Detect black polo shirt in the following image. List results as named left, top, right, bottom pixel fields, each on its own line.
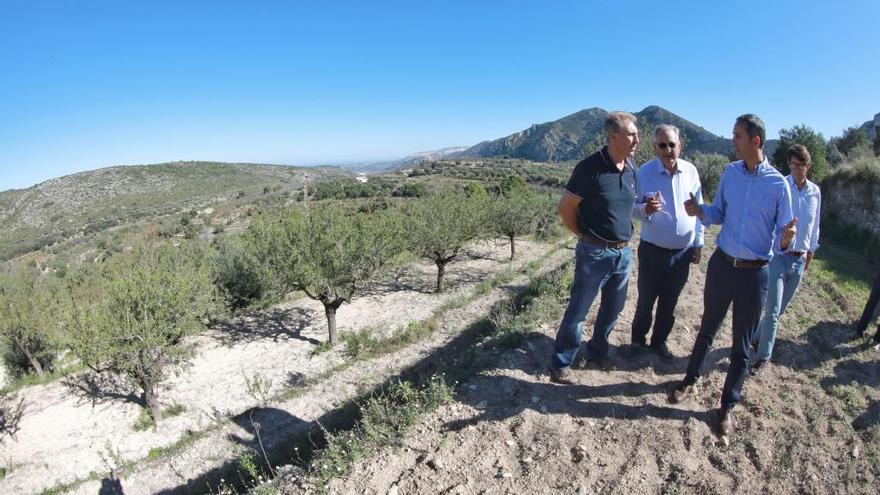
left=564, top=146, right=637, bottom=242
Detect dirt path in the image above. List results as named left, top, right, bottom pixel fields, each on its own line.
left=317, top=235, right=880, bottom=495
left=0, top=239, right=564, bottom=495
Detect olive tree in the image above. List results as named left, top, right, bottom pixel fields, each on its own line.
left=406, top=190, right=487, bottom=293
left=64, top=242, right=222, bottom=421
left=0, top=270, right=60, bottom=380
left=688, top=152, right=729, bottom=201
left=773, top=124, right=828, bottom=182
left=244, top=204, right=405, bottom=344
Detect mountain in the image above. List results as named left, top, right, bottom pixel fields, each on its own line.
left=857, top=111, right=879, bottom=141
left=453, top=105, right=736, bottom=162
left=336, top=147, right=469, bottom=173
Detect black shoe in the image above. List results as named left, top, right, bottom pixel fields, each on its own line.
left=625, top=342, right=648, bottom=357
left=718, top=407, right=734, bottom=437
left=650, top=343, right=675, bottom=360
left=670, top=380, right=696, bottom=404
left=749, top=359, right=768, bottom=377
left=548, top=366, right=575, bottom=385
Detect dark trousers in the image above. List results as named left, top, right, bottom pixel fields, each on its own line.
left=631, top=241, right=692, bottom=347
left=856, top=272, right=880, bottom=341
left=684, top=249, right=768, bottom=409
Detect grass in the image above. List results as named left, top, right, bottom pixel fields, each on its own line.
left=310, top=341, right=333, bottom=356
left=309, top=375, right=453, bottom=491
left=341, top=319, right=440, bottom=360
left=0, top=362, right=84, bottom=395
left=132, top=403, right=188, bottom=431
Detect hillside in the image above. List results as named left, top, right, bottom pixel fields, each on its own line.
left=453, top=105, right=781, bottom=163
left=857, top=111, right=879, bottom=142
left=0, top=161, right=348, bottom=261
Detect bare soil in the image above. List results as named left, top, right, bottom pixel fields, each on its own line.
left=309, top=236, right=880, bottom=495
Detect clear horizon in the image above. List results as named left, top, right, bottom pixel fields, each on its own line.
left=2, top=0, right=879, bottom=190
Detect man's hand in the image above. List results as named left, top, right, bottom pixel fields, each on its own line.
left=691, top=247, right=702, bottom=264
left=805, top=251, right=813, bottom=271
left=684, top=192, right=702, bottom=219
left=780, top=217, right=798, bottom=250
left=645, top=192, right=662, bottom=215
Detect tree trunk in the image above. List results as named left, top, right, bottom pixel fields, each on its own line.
left=323, top=300, right=342, bottom=345
left=15, top=336, right=45, bottom=379
left=141, top=377, right=163, bottom=422
left=509, top=233, right=516, bottom=261
left=435, top=261, right=446, bottom=293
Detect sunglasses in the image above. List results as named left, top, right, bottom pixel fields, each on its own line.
left=657, top=142, right=677, bottom=150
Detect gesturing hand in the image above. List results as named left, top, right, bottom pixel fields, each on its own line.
left=781, top=217, right=798, bottom=249
left=645, top=192, right=662, bottom=215
left=691, top=247, right=702, bottom=265
left=683, top=192, right=702, bottom=218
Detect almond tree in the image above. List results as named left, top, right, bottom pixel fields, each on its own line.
left=64, top=242, right=222, bottom=421
left=492, top=191, right=548, bottom=260
left=0, top=269, right=59, bottom=380
left=244, top=203, right=405, bottom=344
left=406, top=190, right=487, bottom=293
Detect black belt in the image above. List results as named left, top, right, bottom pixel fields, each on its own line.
left=580, top=234, right=628, bottom=249
left=719, top=250, right=768, bottom=269
left=787, top=251, right=805, bottom=257
left=642, top=241, right=690, bottom=253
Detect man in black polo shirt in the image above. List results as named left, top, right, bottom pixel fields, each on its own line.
left=548, top=111, right=639, bottom=384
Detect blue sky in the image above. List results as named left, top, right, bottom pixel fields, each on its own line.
left=2, top=0, right=878, bottom=190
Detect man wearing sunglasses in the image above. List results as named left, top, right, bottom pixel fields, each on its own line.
left=630, top=125, right=704, bottom=359
left=750, top=144, right=822, bottom=375
left=671, top=114, right=796, bottom=437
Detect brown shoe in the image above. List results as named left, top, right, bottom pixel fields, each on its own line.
left=670, top=381, right=695, bottom=404
left=548, top=366, right=575, bottom=385
left=718, top=407, right=734, bottom=436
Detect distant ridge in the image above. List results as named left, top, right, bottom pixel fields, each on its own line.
left=452, top=105, right=736, bottom=162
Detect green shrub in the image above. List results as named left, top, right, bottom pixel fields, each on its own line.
left=0, top=269, right=61, bottom=379
left=212, top=236, right=270, bottom=311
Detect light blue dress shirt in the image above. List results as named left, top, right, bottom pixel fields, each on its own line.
left=776, top=175, right=821, bottom=255
left=701, top=159, right=794, bottom=261
left=633, top=158, right=704, bottom=249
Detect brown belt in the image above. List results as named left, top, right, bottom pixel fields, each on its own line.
left=580, top=233, right=628, bottom=249
left=787, top=251, right=805, bottom=257
left=719, top=250, right=768, bottom=269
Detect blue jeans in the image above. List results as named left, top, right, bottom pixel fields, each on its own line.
left=551, top=241, right=632, bottom=369
left=683, top=249, right=768, bottom=409
left=753, top=253, right=806, bottom=361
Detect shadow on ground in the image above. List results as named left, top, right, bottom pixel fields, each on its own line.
left=212, top=306, right=323, bottom=347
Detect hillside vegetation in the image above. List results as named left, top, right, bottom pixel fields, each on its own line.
left=0, top=162, right=347, bottom=261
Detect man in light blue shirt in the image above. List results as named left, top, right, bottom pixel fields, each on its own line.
left=751, top=144, right=821, bottom=374
left=630, top=125, right=704, bottom=358
left=671, top=114, right=796, bottom=438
